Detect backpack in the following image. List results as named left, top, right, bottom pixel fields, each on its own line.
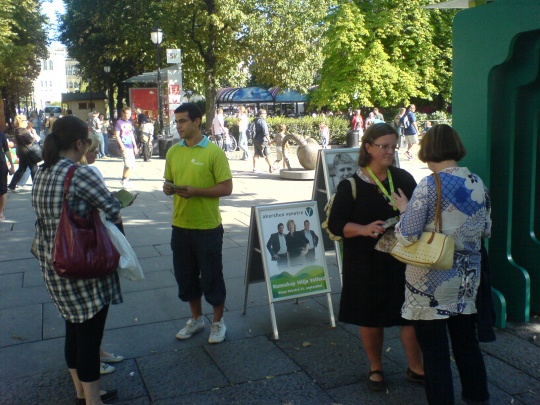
left=321, top=177, right=357, bottom=242
left=247, top=120, right=256, bottom=140
left=400, top=113, right=411, bottom=129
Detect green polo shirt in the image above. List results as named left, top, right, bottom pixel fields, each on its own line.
left=164, top=136, right=232, bottom=229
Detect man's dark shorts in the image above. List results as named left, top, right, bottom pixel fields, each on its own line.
left=171, top=225, right=226, bottom=306
left=253, top=143, right=269, bottom=158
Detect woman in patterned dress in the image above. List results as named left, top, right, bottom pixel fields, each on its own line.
left=392, top=124, right=491, bottom=405
left=31, top=116, right=122, bottom=405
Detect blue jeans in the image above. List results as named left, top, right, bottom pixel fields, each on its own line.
left=171, top=225, right=226, bottom=306
left=95, top=131, right=105, bottom=157
left=238, top=130, right=249, bottom=159
left=102, top=132, right=109, bottom=156
left=414, top=315, right=489, bottom=405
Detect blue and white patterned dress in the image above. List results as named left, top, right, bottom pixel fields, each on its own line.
left=395, top=167, right=491, bottom=320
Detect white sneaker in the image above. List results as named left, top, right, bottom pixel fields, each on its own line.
left=208, top=318, right=227, bottom=344
left=100, top=353, right=124, bottom=363
left=100, top=362, right=115, bottom=374
left=176, top=316, right=205, bottom=340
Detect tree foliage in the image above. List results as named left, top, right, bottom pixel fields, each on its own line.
left=59, top=0, right=165, bottom=117
left=0, top=0, right=48, bottom=108
left=311, top=0, right=455, bottom=110
left=59, top=0, right=333, bottom=124
left=163, top=0, right=334, bottom=124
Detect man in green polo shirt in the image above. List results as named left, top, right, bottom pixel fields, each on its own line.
left=163, top=103, right=233, bottom=344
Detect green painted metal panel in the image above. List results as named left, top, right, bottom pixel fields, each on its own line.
left=453, top=0, right=540, bottom=324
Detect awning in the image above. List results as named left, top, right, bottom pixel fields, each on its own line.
left=216, top=86, right=308, bottom=103
left=123, top=66, right=181, bottom=84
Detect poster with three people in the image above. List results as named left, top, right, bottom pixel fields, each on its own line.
left=254, top=201, right=331, bottom=302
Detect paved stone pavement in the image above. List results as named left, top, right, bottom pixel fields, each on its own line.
left=1, top=144, right=540, bottom=404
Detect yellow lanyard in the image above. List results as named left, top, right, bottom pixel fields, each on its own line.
left=366, top=167, right=398, bottom=211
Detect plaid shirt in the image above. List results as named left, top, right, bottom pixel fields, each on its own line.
left=32, top=158, right=122, bottom=323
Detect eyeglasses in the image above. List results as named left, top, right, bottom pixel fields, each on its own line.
left=83, top=138, right=92, bottom=146
left=174, top=119, right=190, bottom=124
left=372, top=143, right=398, bottom=152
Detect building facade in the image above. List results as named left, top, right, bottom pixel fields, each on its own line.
left=32, top=45, right=82, bottom=112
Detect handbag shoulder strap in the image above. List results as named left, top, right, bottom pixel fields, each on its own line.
left=63, top=165, right=78, bottom=197
left=432, top=172, right=443, bottom=232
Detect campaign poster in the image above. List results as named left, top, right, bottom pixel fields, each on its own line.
left=322, top=148, right=360, bottom=194
left=255, top=201, right=331, bottom=302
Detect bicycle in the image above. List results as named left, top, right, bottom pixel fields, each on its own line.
left=205, top=129, right=238, bottom=152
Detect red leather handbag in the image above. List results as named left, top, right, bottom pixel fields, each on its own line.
left=52, top=165, right=120, bottom=279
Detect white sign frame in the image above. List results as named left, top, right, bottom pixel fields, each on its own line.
left=243, top=201, right=335, bottom=340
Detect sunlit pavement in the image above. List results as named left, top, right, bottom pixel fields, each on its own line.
left=1, top=145, right=539, bottom=404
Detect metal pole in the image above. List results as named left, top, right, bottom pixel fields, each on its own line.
left=157, top=43, right=163, bottom=136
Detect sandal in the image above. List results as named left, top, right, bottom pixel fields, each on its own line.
left=406, top=367, right=425, bottom=385
left=367, top=370, right=386, bottom=392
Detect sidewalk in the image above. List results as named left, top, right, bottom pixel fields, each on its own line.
left=1, top=146, right=540, bottom=404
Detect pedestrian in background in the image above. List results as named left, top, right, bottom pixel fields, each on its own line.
left=114, top=107, right=138, bottom=189
left=0, top=129, right=15, bottom=220
left=252, top=109, right=273, bottom=173
left=237, top=106, right=250, bottom=160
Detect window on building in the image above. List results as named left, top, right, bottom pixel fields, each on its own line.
left=68, top=82, right=73, bottom=88
left=79, top=103, right=87, bottom=109
left=42, top=60, right=47, bottom=70
left=49, top=60, right=53, bottom=70
left=49, top=81, right=52, bottom=87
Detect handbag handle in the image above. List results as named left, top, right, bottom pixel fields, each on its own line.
left=427, top=172, right=443, bottom=243
left=63, top=165, right=78, bottom=199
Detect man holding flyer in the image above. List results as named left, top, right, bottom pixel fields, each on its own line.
left=163, top=103, right=233, bottom=344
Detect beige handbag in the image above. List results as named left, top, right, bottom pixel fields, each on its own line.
left=390, top=173, right=455, bottom=270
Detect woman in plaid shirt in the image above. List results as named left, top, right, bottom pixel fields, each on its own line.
left=31, top=116, right=122, bottom=405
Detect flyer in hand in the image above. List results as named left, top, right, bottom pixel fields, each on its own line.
left=113, top=189, right=139, bottom=208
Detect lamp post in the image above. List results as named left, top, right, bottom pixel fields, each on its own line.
left=88, top=78, right=93, bottom=111
left=151, top=26, right=164, bottom=137
left=103, top=66, right=111, bottom=119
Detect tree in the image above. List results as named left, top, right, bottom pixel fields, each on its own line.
left=245, top=0, right=333, bottom=92
left=59, top=0, right=334, bottom=125
left=0, top=0, right=48, bottom=115
left=59, top=0, right=166, bottom=118
left=311, top=0, right=455, bottom=110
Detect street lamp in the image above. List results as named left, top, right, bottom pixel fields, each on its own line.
left=151, top=26, right=164, bottom=137
left=88, top=78, right=93, bottom=111
left=103, top=66, right=111, bottom=118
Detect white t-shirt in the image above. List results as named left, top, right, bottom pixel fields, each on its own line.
left=238, top=112, right=249, bottom=132
left=212, top=114, right=225, bottom=135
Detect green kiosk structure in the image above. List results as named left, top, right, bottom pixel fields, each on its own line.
left=452, top=0, right=540, bottom=327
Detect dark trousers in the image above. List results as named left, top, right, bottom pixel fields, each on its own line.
left=8, top=155, right=37, bottom=190
left=65, top=305, right=109, bottom=382
left=414, top=315, right=489, bottom=405
left=171, top=225, right=226, bottom=306
left=141, top=141, right=151, bottom=161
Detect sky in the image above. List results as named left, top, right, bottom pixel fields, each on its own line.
left=42, top=0, right=65, bottom=44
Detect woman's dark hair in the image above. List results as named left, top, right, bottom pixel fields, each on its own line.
left=358, top=123, right=398, bottom=167
left=418, top=124, right=466, bottom=163
left=42, top=116, right=89, bottom=168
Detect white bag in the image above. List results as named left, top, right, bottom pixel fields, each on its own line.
left=100, top=213, right=144, bottom=281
